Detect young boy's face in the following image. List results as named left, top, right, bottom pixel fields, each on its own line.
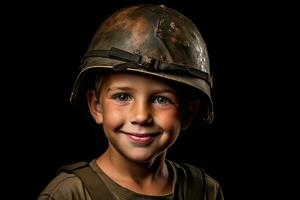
left=89, top=72, right=183, bottom=163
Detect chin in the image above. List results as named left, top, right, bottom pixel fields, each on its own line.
left=125, top=150, right=164, bottom=164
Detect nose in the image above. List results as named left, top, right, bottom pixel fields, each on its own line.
left=130, top=100, right=153, bottom=125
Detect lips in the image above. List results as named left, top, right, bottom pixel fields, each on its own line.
left=122, top=132, right=161, bottom=145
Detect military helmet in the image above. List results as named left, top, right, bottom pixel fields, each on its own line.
left=70, top=4, right=214, bottom=124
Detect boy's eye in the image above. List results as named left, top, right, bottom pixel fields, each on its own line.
left=113, top=93, right=132, bottom=102
left=153, top=96, right=171, bottom=104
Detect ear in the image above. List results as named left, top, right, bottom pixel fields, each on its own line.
left=181, top=100, right=200, bottom=130
left=87, top=90, right=103, bottom=124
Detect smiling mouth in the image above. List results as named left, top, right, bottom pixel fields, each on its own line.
left=122, top=132, right=161, bottom=145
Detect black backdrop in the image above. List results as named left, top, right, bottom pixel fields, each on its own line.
left=3, top=1, right=295, bottom=199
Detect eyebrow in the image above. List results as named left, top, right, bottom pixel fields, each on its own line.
left=107, top=87, right=177, bottom=94
left=107, top=87, right=132, bottom=92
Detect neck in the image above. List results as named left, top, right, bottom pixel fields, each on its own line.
left=96, top=147, right=172, bottom=195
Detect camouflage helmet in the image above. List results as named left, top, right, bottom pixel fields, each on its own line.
left=70, top=4, right=214, bottom=124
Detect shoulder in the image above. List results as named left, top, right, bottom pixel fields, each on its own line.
left=205, top=173, right=224, bottom=199
left=38, top=171, right=90, bottom=200
left=170, top=161, right=205, bottom=181
left=170, top=161, right=224, bottom=200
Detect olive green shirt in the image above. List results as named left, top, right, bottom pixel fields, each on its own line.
left=38, top=160, right=223, bottom=200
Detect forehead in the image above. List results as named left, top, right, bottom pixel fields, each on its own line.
left=101, top=72, right=178, bottom=91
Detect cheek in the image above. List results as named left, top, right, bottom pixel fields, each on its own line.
left=155, top=109, right=181, bottom=130
left=101, top=101, right=126, bottom=129
left=156, top=109, right=181, bottom=149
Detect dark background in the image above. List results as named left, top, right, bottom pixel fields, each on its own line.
left=3, top=0, right=296, bottom=199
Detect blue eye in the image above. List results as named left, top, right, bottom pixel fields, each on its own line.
left=113, top=93, right=132, bottom=102
left=153, top=96, right=170, bottom=104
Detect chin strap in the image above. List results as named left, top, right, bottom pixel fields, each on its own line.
left=82, top=47, right=212, bottom=87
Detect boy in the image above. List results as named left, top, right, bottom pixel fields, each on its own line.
left=38, top=4, right=224, bottom=200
